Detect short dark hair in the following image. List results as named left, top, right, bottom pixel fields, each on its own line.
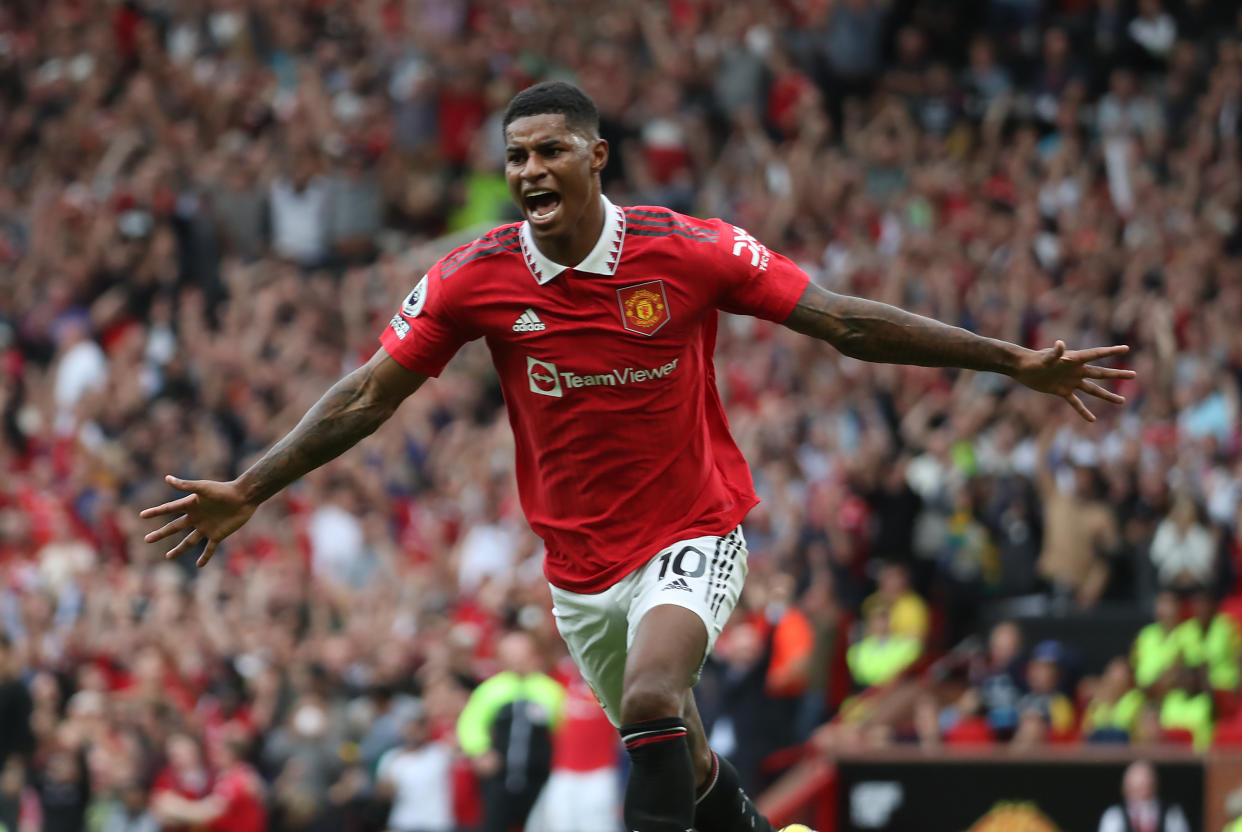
left=503, top=81, right=599, bottom=137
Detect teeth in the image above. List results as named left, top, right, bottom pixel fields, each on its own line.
left=526, top=189, right=555, bottom=198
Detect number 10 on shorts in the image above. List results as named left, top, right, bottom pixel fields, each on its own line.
left=656, top=546, right=706, bottom=580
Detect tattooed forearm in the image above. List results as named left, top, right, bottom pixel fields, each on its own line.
left=783, top=284, right=1027, bottom=374
left=236, top=364, right=398, bottom=505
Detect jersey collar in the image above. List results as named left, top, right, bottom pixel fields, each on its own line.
left=520, top=195, right=626, bottom=285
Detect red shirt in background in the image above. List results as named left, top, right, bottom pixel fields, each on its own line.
left=151, top=764, right=213, bottom=832
left=552, top=673, right=619, bottom=773
left=207, top=764, right=267, bottom=832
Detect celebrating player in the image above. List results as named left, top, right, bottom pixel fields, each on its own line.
left=141, top=82, right=1134, bottom=832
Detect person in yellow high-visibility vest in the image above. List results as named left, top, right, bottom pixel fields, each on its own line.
left=1083, top=657, right=1146, bottom=740
left=847, top=605, right=921, bottom=689
left=1159, top=666, right=1214, bottom=751
left=1174, top=590, right=1241, bottom=693
left=1132, top=590, right=1184, bottom=691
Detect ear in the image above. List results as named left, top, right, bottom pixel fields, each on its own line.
left=590, top=138, right=609, bottom=175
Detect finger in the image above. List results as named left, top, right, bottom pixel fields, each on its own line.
left=197, top=539, right=219, bottom=569
left=144, top=515, right=192, bottom=544
left=166, top=474, right=209, bottom=492
left=1063, top=345, right=1130, bottom=363
left=1065, top=392, right=1095, bottom=422
left=1079, top=379, right=1125, bottom=404
left=1047, top=340, right=1066, bottom=364
left=1082, top=365, right=1137, bottom=380
left=138, top=493, right=198, bottom=519
left=165, top=529, right=202, bottom=560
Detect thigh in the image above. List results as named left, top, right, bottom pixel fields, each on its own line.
left=550, top=580, right=633, bottom=727
left=626, top=526, right=750, bottom=683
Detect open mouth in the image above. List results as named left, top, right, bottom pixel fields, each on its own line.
left=524, top=189, right=562, bottom=224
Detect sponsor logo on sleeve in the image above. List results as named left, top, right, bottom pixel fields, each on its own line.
left=389, top=314, right=410, bottom=339
left=730, top=226, right=770, bottom=271
left=401, top=274, right=428, bottom=318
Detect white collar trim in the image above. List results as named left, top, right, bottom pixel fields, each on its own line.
left=520, top=195, right=625, bottom=285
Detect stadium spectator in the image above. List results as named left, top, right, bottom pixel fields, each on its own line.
left=1158, top=665, right=1215, bottom=750
left=846, top=605, right=921, bottom=691
left=98, top=781, right=159, bottom=832
left=152, top=734, right=266, bottom=832
left=1034, top=420, right=1121, bottom=610
left=974, top=621, right=1026, bottom=740
left=1083, top=658, right=1147, bottom=743
left=1133, top=591, right=1186, bottom=692
left=374, top=708, right=455, bottom=832
left=1174, top=589, right=1242, bottom=694
left=860, top=561, right=929, bottom=644
left=1016, top=641, right=1076, bottom=738
left=1149, top=495, right=1217, bottom=590
left=150, top=733, right=213, bottom=832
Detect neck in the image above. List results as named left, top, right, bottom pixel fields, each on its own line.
left=534, top=190, right=605, bottom=267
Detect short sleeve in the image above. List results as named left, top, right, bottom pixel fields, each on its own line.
left=379, top=261, right=472, bottom=377
left=711, top=220, right=810, bottom=322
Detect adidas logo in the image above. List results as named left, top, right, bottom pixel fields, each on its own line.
left=513, top=308, right=546, bottom=332
left=663, top=578, right=692, bottom=592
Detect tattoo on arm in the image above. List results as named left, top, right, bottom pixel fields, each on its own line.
left=783, top=283, right=1025, bottom=374
left=236, top=363, right=400, bottom=505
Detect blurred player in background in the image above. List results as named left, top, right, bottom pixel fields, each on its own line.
left=142, top=81, right=1134, bottom=832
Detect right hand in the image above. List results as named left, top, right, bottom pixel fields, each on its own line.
left=140, top=476, right=257, bottom=567
left=473, top=750, right=502, bottom=777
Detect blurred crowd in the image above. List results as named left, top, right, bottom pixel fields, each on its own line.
left=4, top=0, right=1242, bottom=829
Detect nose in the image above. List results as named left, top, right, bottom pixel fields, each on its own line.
left=521, top=153, right=548, bottom=182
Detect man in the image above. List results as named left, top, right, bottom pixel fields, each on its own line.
left=1174, top=589, right=1241, bottom=694
left=456, top=631, right=564, bottom=832
left=860, top=562, right=928, bottom=643
left=535, top=663, right=622, bottom=832
left=140, top=81, right=1133, bottom=832
left=1133, top=590, right=1186, bottom=691
left=1097, top=760, right=1189, bottom=832
left=375, top=707, right=454, bottom=832
left=152, top=734, right=266, bottom=832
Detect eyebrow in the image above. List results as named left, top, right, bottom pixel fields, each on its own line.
left=506, top=139, right=565, bottom=153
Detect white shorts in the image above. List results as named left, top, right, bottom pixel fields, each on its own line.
left=550, top=526, right=749, bottom=727
left=527, top=768, right=621, bottom=832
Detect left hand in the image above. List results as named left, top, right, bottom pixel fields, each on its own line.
left=1012, top=341, right=1135, bottom=422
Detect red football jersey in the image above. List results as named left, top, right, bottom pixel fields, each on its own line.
left=207, top=765, right=267, bottom=832
left=380, top=197, right=809, bottom=592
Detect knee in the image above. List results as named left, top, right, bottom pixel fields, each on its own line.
left=620, top=673, right=683, bottom=725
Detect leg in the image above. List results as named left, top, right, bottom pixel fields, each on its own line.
left=686, top=690, right=777, bottom=832
left=618, top=527, right=759, bottom=832
left=681, top=689, right=714, bottom=785
left=619, top=603, right=705, bottom=832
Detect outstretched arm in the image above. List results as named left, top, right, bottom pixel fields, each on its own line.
left=782, top=283, right=1135, bottom=421
left=235, top=348, right=426, bottom=504
left=141, top=348, right=428, bottom=566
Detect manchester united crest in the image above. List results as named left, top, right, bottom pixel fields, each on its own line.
left=617, top=280, right=670, bottom=336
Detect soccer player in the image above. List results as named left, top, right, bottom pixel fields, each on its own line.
left=140, top=82, right=1134, bottom=832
